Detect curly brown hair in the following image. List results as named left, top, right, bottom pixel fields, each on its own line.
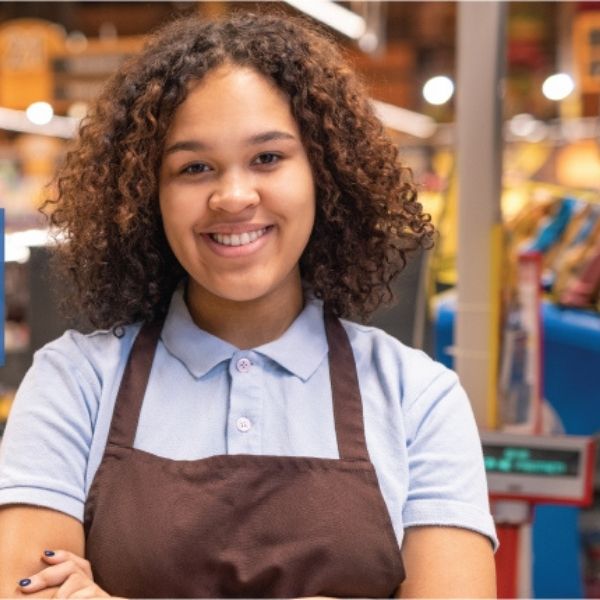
left=43, top=9, right=434, bottom=330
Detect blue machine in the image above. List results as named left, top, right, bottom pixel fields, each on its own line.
left=435, top=293, right=600, bottom=598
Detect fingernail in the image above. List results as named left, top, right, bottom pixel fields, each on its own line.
left=18, top=579, right=31, bottom=587
left=44, top=550, right=55, bottom=556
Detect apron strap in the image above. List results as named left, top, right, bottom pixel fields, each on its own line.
left=324, top=312, right=370, bottom=462
left=106, top=320, right=163, bottom=448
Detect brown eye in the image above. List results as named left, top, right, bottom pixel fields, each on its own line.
left=253, top=153, right=281, bottom=166
left=181, top=162, right=211, bottom=175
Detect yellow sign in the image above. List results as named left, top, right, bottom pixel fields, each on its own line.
left=0, top=18, right=65, bottom=109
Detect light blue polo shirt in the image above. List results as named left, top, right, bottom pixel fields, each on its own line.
left=0, top=284, right=498, bottom=550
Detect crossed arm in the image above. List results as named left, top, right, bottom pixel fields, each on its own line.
left=0, top=505, right=496, bottom=599
left=0, top=506, right=116, bottom=599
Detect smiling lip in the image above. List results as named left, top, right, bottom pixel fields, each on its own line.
left=203, top=223, right=273, bottom=235
left=201, top=225, right=274, bottom=258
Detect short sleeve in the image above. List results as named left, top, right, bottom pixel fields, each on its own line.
left=0, top=336, right=100, bottom=521
left=402, top=367, right=498, bottom=551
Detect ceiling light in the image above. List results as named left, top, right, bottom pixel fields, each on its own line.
left=508, top=114, right=537, bottom=138
left=423, top=76, right=454, bottom=106
left=25, top=102, right=54, bottom=126
left=542, top=73, right=574, bottom=101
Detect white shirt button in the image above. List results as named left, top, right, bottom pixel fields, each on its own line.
left=236, top=417, right=252, bottom=432
left=236, top=357, right=252, bottom=373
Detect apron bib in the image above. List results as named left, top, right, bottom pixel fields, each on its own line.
left=84, top=312, right=405, bottom=598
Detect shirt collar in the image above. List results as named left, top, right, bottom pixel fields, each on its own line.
left=160, top=283, right=329, bottom=381
left=160, top=284, right=238, bottom=378
left=254, top=298, right=329, bottom=381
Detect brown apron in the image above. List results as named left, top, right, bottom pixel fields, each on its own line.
left=84, top=312, right=405, bottom=598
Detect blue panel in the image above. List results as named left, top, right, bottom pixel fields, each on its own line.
left=533, top=506, right=582, bottom=598
left=433, top=293, right=600, bottom=598
left=542, top=303, right=600, bottom=435
left=543, top=303, right=600, bottom=354
left=433, top=294, right=457, bottom=369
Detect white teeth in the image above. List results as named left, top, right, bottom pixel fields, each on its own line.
left=210, top=227, right=268, bottom=246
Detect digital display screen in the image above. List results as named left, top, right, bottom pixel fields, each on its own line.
left=483, top=445, right=580, bottom=478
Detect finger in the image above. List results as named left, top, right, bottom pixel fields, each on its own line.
left=18, top=560, right=86, bottom=593
left=69, top=589, right=109, bottom=599
left=55, top=573, right=104, bottom=599
left=42, top=550, right=93, bottom=579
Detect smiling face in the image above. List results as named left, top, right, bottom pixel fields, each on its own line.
left=159, top=65, right=316, bottom=313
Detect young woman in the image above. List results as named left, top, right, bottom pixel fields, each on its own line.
left=0, top=10, right=497, bottom=599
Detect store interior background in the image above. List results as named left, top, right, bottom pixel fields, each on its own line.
left=1, top=1, right=600, bottom=598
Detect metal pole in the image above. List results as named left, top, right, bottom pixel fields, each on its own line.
left=456, top=2, right=506, bottom=428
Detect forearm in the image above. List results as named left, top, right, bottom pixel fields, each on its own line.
left=0, top=506, right=86, bottom=599
left=396, top=526, right=496, bottom=598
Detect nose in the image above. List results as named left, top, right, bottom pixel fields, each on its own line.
left=208, top=171, right=260, bottom=213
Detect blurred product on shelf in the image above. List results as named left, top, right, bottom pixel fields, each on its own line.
left=0, top=387, right=15, bottom=438
left=506, top=193, right=600, bottom=311
left=499, top=253, right=544, bottom=432
left=1, top=134, right=63, bottom=230
left=4, top=320, right=29, bottom=353
left=559, top=243, right=600, bottom=310
left=426, top=131, right=600, bottom=316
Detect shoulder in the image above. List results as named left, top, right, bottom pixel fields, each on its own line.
left=339, top=318, right=457, bottom=410
left=0, top=325, right=143, bottom=520
left=4, top=322, right=145, bottom=470
left=42, top=322, right=142, bottom=356
left=29, top=322, right=143, bottom=392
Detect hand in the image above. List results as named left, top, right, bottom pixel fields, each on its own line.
left=17, top=550, right=116, bottom=599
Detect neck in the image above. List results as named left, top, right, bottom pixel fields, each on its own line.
left=184, top=277, right=304, bottom=349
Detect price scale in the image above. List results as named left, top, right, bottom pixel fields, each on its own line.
left=482, top=431, right=596, bottom=505
left=481, top=431, right=597, bottom=598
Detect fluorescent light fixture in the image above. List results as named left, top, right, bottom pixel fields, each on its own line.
left=5, top=244, right=30, bottom=264
left=542, top=73, right=574, bottom=101
left=370, top=99, right=437, bottom=139
left=283, top=0, right=366, bottom=40
left=0, top=106, right=78, bottom=138
left=67, top=101, right=89, bottom=120
left=358, top=31, right=379, bottom=53
left=4, top=228, right=54, bottom=263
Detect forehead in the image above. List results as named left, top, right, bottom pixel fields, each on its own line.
left=166, top=65, right=298, bottom=138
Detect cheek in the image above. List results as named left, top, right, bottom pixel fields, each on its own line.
left=159, top=187, right=200, bottom=230
left=279, top=167, right=316, bottom=222
left=300, top=183, right=317, bottom=229
left=159, top=200, right=177, bottom=242
left=158, top=197, right=192, bottom=260
left=158, top=181, right=173, bottom=224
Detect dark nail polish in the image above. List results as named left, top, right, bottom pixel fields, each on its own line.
left=18, top=579, right=31, bottom=587
left=44, top=550, right=55, bottom=556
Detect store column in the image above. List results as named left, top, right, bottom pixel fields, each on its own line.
left=455, top=2, right=505, bottom=429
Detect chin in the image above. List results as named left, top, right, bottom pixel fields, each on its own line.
left=207, top=283, right=275, bottom=304
left=189, top=269, right=300, bottom=306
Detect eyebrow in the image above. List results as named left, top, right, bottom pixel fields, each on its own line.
left=164, top=130, right=297, bottom=155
